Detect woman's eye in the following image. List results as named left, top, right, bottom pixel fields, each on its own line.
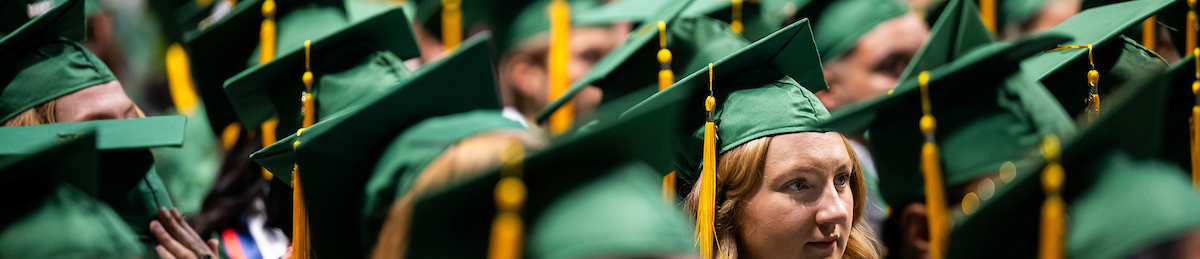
left=833, top=174, right=850, bottom=187
left=787, top=179, right=809, bottom=191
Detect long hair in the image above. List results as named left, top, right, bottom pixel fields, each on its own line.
left=371, top=129, right=545, bottom=259
left=684, top=133, right=880, bottom=259
left=3, top=100, right=57, bottom=127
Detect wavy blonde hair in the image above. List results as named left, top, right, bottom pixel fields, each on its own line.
left=3, top=100, right=57, bottom=127
left=371, top=129, right=545, bottom=259
left=684, top=133, right=879, bottom=259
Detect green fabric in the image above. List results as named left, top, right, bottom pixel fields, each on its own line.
left=1020, top=0, right=1171, bottom=117
left=151, top=106, right=222, bottom=214
left=538, top=1, right=746, bottom=123
left=1154, top=55, right=1198, bottom=179
left=763, top=0, right=908, bottom=61
left=819, top=21, right=1075, bottom=205
left=361, top=110, right=524, bottom=251
left=948, top=63, right=1192, bottom=258
left=620, top=19, right=828, bottom=182
left=223, top=8, right=417, bottom=137
left=0, top=132, right=144, bottom=259
left=488, top=0, right=600, bottom=55
left=682, top=0, right=781, bottom=41
left=249, top=35, right=500, bottom=258
left=406, top=89, right=691, bottom=258
left=574, top=0, right=673, bottom=25
left=899, top=0, right=997, bottom=83
left=0, top=0, right=84, bottom=51
left=0, top=116, right=185, bottom=247
left=0, top=0, right=114, bottom=124
left=0, top=185, right=145, bottom=259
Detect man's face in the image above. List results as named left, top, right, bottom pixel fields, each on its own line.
left=565, top=27, right=622, bottom=121
left=817, top=13, right=929, bottom=110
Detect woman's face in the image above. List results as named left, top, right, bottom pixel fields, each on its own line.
left=736, top=132, right=854, bottom=259
left=55, top=80, right=142, bottom=123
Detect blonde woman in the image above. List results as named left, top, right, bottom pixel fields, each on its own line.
left=621, top=19, right=880, bottom=259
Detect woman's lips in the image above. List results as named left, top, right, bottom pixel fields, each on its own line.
left=806, top=238, right=838, bottom=249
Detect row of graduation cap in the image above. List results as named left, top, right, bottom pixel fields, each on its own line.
left=3, top=0, right=1200, bottom=258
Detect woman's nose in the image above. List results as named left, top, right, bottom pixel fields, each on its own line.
left=813, top=184, right=850, bottom=229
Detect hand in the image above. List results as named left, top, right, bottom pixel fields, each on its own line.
left=150, top=208, right=219, bottom=259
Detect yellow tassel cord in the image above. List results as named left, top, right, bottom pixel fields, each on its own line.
left=288, top=40, right=316, bottom=259
left=547, top=0, right=573, bottom=136
left=730, top=0, right=743, bottom=35
left=657, top=21, right=674, bottom=91
left=917, top=71, right=948, bottom=259
left=221, top=123, right=242, bottom=150
left=1192, top=46, right=1199, bottom=189
left=166, top=43, right=199, bottom=115
left=489, top=140, right=526, bottom=259
left=1038, top=135, right=1065, bottom=259
left=1180, top=11, right=1198, bottom=192
left=1046, top=45, right=1100, bottom=121
left=441, top=0, right=463, bottom=50
left=696, top=63, right=720, bottom=259
left=980, top=0, right=996, bottom=34
left=1143, top=16, right=1157, bottom=51
left=259, top=0, right=277, bottom=64
left=663, top=172, right=678, bottom=204
left=260, top=118, right=279, bottom=180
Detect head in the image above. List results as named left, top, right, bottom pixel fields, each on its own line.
left=684, top=132, right=879, bottom=259
left=882, top=174, right=998, bottom=259
left=1000, top=0, right=1080, bottom=41
left=498, top=26, right=622, bottom=125
left=371, top=129, right=545, bottom=259
left=817, top=13, right=929, bottom=110
left=3, top=80, right=143, bottom=127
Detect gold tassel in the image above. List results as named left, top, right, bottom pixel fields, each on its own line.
left=1143, top=16, right=1157, bottom=51
left=1038, top=135, right=1065, bottom=259
left=221, top=123, right=242, bottom=150
left=696, top=63, right=720, bottom=259
left=1046, top=45, right=1099, bottom=121
left=260, top=118, right=279, bottom=180
left=288, top=40, right=316, bottom=259
left=980, top=0, right=996, bottom=34
left=489, top=140, right=526, bottom=259
left=917, top=71, right=948, bottom=259
left=259, top=0, right=277, bottom=64
left=663, top=172, right=677, bottom=204
left=1188, top=1, right=1196, bottom=53
left=547, top=0, right=573, bottom=135
left=441, top=0, right=463, bottom=50
left=1192, top=47, right=1199, bottom=189
left=657, top=21, right=674, bottom=91
left=166, top=43, right=198, bottom=115
left=730, top=0, right=743, bottom=35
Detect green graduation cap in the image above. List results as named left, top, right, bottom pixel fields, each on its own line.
left=223, top=7, right=418, bottom=138
left=1020, top=0, right=1171, bottom=119
left=621, top=18, right=828, bottom=182
left=900, top=0, right=997, bottom=81
left=0, top=133, right=146, bottom=259
left=819, top=10, right=1075, bottom=208
left=682, top=0, right=782, bottom=41
left=0, top=0, right=113, bottom=124
left=182, top=0, right=412, bottom=134
left=572, top=0, right=670, bottom=25
left=362, top=110, right=524, bottom=246
left=405, top=86, right=692, bottom=258
left=947, top=52, right=1200, bottom=259
left=0, top=116, right=186, bottom=248
left=1153, top=55, right=1199, bottom=184
left=762, top=0, right=910, bottom=62
left=249, top=34, right=501, bottom=258
left=537, top=0, right=755, bottom=124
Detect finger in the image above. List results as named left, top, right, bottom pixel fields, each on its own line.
left=208, top=238, right=220, bottom=256
left=156, top=245, right=178, bottom=259
left=150, top=220, right=194, bottom=259
left=160, top=208, right=207, bottom=253
left=174, top=209, right=206, bottom=244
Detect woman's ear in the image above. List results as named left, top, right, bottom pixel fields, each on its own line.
left=899, top=202, right=931, bottom=259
